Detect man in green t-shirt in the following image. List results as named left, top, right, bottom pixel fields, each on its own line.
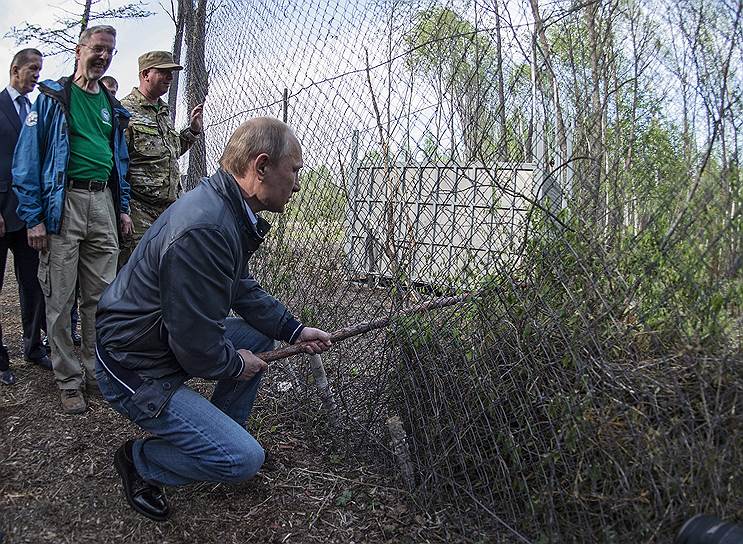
left=12, top=25, right=133, bottom=414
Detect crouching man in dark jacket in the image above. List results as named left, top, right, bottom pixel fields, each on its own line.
left=95, top=117, right=331, bottom=521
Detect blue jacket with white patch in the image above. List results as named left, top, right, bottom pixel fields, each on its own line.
left=12, top=77, right=131, bottom=234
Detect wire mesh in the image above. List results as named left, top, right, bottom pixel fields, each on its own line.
left=180, top=0, right=743, bottom=540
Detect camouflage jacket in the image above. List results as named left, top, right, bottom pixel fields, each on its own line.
left=120, top=87, right=198, bottom=207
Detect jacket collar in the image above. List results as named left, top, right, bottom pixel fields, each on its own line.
left=209, top=169, right=271, bottom=242
left=38, top=76, right=130, bottom=119
left=128, top=86, right=169, bottom=112
left=37, top=78, right=69, bottom=113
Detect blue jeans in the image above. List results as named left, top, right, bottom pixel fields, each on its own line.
left=96, top=317, right=274, bottom=486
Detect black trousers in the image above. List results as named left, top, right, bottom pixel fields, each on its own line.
left=0, top=228, right=47, bottom=370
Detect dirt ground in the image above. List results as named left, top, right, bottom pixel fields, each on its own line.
left=0, top=255, right=462, bottom=544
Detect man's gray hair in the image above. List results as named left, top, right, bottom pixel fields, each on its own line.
left=219, top=117, right=296, bottom=178
left=78, top=25, right=117, bottom=45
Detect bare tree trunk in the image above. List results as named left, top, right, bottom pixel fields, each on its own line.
left=727, top=93, right=741, bottom=278
left=493, top=0, right=507, bottom=160
left=74, top=0, right=93, bottom=72
left=168, top=0, right=188, bottom=121
left=458, top=91, right=479, bottom=163
left=185, top=0, right=208, bottom=190
left=585, top=1, right=605, bottom=229
left=80, top=0, right=93, bottom=35
left=563, top=17, right=586, bottom=202
left=625, top=4, right=653, bottom=233
left=530, top=0, right=568, bottom=168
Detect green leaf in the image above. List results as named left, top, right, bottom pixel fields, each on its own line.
left=335, top=489, right=354, bottom=507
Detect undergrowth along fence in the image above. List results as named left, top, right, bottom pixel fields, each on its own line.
left=178, top=0, right=743, bottom=541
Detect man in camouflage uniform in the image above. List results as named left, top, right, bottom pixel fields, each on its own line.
left=119, top=51, right=204, bottom=266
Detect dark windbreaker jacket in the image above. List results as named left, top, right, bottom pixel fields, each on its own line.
left=96, top=168, right=303, bottom=416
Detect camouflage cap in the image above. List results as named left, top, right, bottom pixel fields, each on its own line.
left=138, top=51, right=183, bottom=73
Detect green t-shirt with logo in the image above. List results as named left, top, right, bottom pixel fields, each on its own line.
left=66, top=83, right=114, bottom=182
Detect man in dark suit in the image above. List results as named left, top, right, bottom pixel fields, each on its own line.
left=0, top=48, right=51, bottom=385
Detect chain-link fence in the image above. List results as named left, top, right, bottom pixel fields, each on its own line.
left=178, top=0, right=742, bottom=540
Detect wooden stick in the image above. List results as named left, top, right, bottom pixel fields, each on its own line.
left=255, top=293, right=471, bottom=363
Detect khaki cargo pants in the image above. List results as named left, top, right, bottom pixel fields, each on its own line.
left=38, top=187, right=119, bottom=391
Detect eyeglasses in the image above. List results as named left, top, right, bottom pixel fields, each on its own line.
left=81, top=44, right=118, bottom=57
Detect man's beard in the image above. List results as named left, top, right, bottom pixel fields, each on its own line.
left=87, top=60, right=109, bottom=79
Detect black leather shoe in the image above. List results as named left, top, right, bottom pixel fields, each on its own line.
left=114, top=440, right=170, bottom=522
left=27, top=355, right=52, bottom=370
left=71, top=331, right=82, bottom=347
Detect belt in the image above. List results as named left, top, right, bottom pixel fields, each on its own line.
left=68, top=179, right=108, bottom=192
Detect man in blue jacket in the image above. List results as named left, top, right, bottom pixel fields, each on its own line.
left=13, top=25, right=133, bottom=414
left=95, top=117, right=331, bottom=521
